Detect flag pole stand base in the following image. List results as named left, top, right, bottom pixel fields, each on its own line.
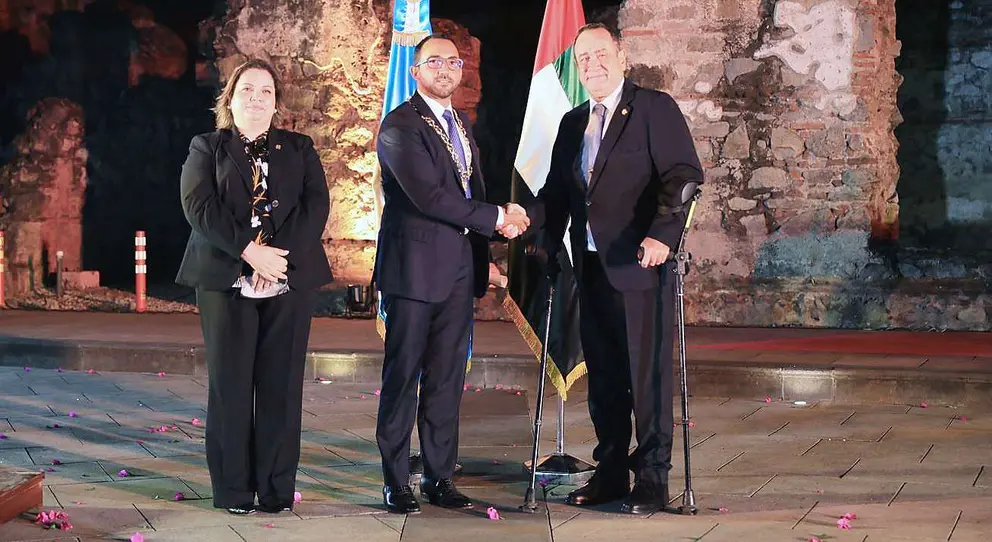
left=678, top=489, right=698, bottom=515
left=523, top=453, right=596, bottom=486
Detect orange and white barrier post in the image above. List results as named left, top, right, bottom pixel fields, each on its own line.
left=0, top=231, right=6, bottom=308
left=135, top=231, right=147, bottom=313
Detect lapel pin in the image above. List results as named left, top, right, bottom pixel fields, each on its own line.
left=621, top=108, right=628, bottom=116
left=275, top=144, right=282, bottom=150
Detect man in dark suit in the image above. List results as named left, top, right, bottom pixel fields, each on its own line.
left=374, top=35, right=529, bottom=514
left=526, top=23, right=703, bottom=515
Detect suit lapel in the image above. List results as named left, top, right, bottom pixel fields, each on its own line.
left=571, top=105, right=590, bottom=194
left=267, top=129, right=296, bottom=230
left=223, top=130, right=253, bottom=195
left=411, top=93, right=466, bottom=195
left=587, top=81, right=636, bottom=196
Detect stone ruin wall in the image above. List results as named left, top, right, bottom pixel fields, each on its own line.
left=1, top=0, right=987, bottom=330
left=621, top=0, right=986, bottom=330
left=0, top=0, right=190, bottom=290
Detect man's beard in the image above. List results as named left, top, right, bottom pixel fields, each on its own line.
left=426, top=78, right=457, bottom=99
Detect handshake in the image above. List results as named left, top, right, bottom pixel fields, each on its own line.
left=497, top=203, right=530, bottom=240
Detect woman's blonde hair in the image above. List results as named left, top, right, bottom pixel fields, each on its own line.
left=213, top=59, right=282, bottom=130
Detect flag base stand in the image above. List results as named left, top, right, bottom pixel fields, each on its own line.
left=522, top=395, right=595, bottom=486
left=520, top=392, right=595, bottom=514
left=523, top=452, right=595, bottom=486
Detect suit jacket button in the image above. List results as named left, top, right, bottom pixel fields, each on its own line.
left=272, top=199, right=280, bottom=208
left=586, top=200, right=592, bottom=207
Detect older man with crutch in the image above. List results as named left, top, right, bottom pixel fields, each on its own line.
left=519, top=22, right=704, bottom=515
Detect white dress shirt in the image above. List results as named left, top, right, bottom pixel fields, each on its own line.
left=582, top=79, right=625, bottom=252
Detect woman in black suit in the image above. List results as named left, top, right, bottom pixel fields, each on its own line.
left=176, top=59, right=333, bottom=515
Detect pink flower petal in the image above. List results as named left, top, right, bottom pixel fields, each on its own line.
left=191, top=418, right=202, bottom=426
left=157, top=372, right=165, bottom=377
left=487, top=506, right=502, bottom=520
left=836, top=517, right=852, bottom=530
left=87, top=369, right=95, bottom=374
left=474, top=388, right=481, bottom=392
left=764, top=396, right=772, bottom=403
left=293, top=491, right=302, bottom=503
left=495, top=384, right=503, bottom=390
left=463, top=384, right=470, bottom=391
left=68, top=411, right=78, bottom=418
left=374, top=389, right=381, bottom=396
left=264, top=522, right=275, bottom=528
left=920, top=400, right=928, bottom=408
left=719, top=507, right=728, bottom=514
left=0, top=433, right=7, bottom=440
left=815, top=488, right=823, bottom=494
left=74, top=501, right=84, bottom=505
left=809, top=537, right=822, bottom=542
left=51, top=459, right=62, bottom=465
left=688, top=421, right=695, bottom=428
left=959, top=416, right=968, bottom=422
left=360, top=395, right=367, bottom=400
left=118, top=469, right=130, bottom=477
left=173, top=492, right=184, bottom=501
left=515, top=391, right=522, bottom=396
left=24, top=366, right=31, bottom=372
left=46, top=467, right=56, bottom=472
left=843, top=512, right=857, bottom=520
left=130, top=533, right=144, bottom=542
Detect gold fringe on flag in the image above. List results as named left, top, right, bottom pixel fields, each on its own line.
left=497, top=288, right=585, bottom=401
left=392, top=30, right=430, bottom=47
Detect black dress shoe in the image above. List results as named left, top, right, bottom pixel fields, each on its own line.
left=620, top=482, right=669, bottom=515
left=257, top=501, right=293, bottom=513
left=420, top=477, right=472, bottom=509
left=565, top=471, right=630, bottom=506
left=224, top=504, right=256, bottom=515
left=383, top=484, right=421, bottom=514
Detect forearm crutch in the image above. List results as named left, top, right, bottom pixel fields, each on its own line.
left=640, top=185, right=701, bottom=515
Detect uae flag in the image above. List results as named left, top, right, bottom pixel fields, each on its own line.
left=503, top=0, right=588, bottom=401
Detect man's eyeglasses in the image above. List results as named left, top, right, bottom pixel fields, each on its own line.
left=415, top=56, right=464, bottom=70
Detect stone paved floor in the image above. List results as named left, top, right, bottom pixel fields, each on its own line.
left=0, top=367, right=990, bottom=541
